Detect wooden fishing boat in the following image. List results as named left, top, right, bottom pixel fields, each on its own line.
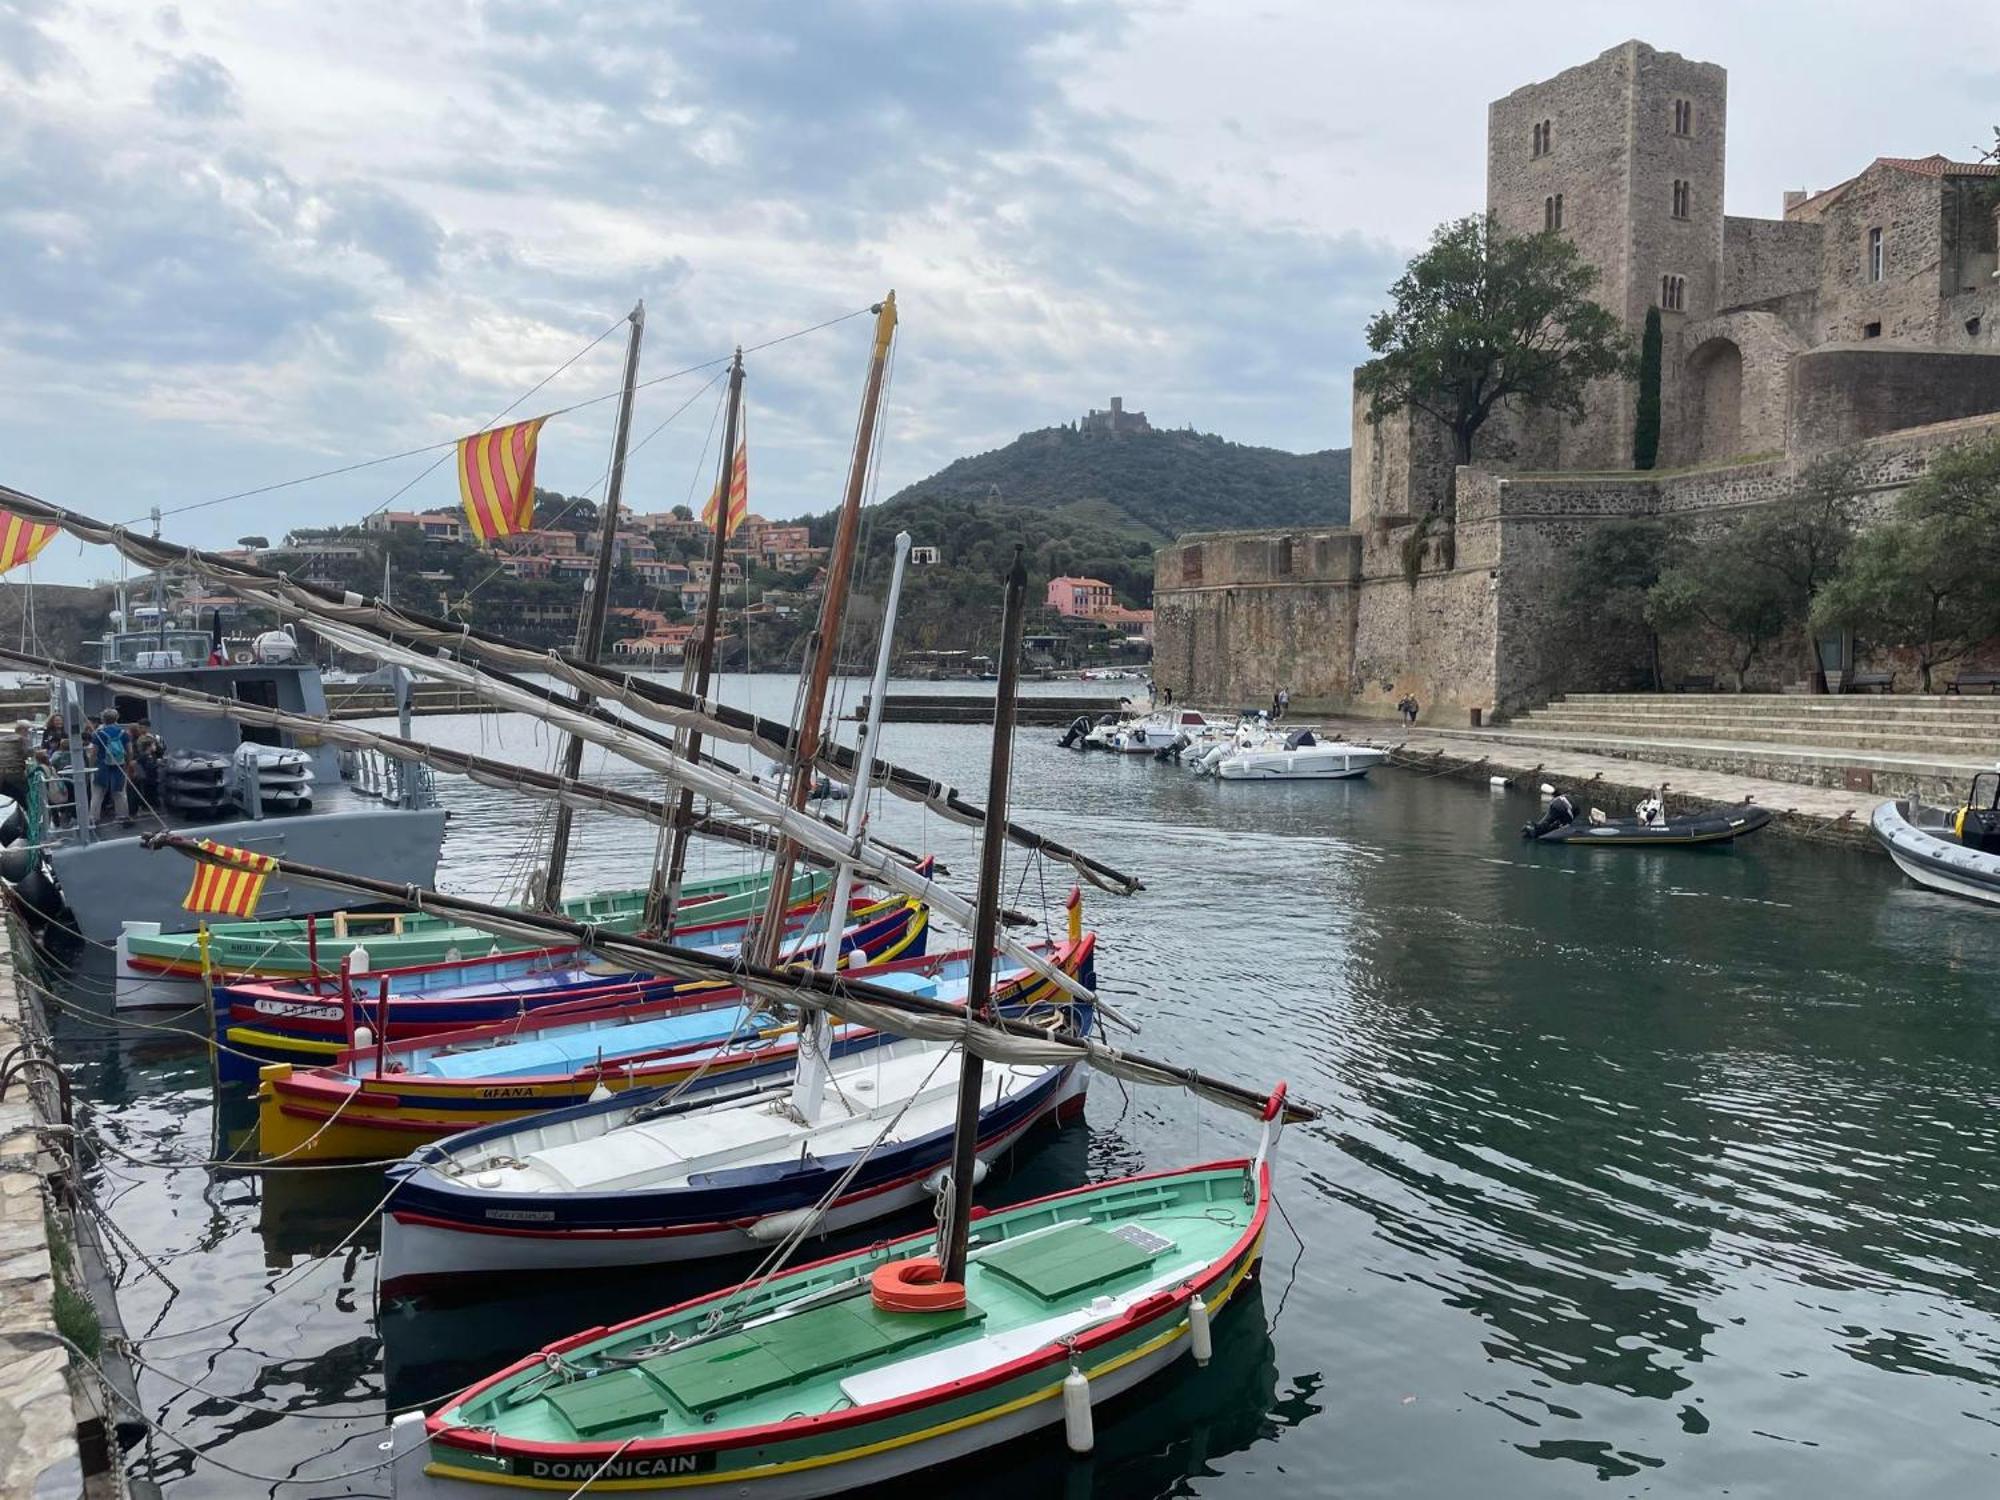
left=213, top=893, right=923, bottom=1083
left=256, top=925, right=1026, bottom=1167
left=385, top=1152, right=1276, bottom=1496
left=373, top=928, right=1095, bottom=1277
left=114, top=865, right=825, bottom=1009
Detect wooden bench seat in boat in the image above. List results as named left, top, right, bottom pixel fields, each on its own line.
left=978, top=1219, right=1166, bottom=1302
left=541, top=1296, right=988, bottom=1434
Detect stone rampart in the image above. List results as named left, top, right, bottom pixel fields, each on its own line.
left=1159, top=412, right=2000, bottom=722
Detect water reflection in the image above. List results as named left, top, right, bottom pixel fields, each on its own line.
left=29, top=684, right=2000, bottom=1497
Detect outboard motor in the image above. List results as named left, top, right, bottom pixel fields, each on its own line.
left=1058, top=714, right=1093, bottom=750
left=1154, top=733, right=1190, bottom=764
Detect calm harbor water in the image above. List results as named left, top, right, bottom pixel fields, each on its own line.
left=37, top=675, right=2000, bottom=1497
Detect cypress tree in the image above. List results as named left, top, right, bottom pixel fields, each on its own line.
left=1633, top=306, right=1662, bottom=471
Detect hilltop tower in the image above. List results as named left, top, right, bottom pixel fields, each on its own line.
left=1485, top=41, right=1728, bottom=469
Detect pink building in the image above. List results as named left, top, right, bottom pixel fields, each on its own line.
left=1046, top=576, right=1115, bottom=618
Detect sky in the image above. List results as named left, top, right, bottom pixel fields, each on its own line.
left=1, top=0, right=1993, bottom=584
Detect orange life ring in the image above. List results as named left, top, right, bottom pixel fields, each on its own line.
left=870, top=1256, right=966, bottom=1313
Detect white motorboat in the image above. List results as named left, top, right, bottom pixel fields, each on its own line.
left=1871, top=767, right=2000, bottom=906
left=1209, top=726, right=1387, bottom=780
left=1105, top=707, right=1223, bottom=754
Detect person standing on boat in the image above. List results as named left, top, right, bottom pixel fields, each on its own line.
left=1523, top=788, right=1577, bottom=839
left=87, top=708, right=133, bottom=826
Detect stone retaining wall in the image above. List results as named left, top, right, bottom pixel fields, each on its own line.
left=0, top=923, right=82, bottom=1499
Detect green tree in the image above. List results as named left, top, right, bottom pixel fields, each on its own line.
left=1647, top=533, right=1792, bottom=690
left=1812, top=437, right=2000, bottom=690
left=1730, top=451, right=1864, bottom=679
left=1355, top=214, right=1630, bottom=512
left=1552, top=519, right=1678, bottom=691
left=1633, top=307, right=1662, bottom=470
left=670, top=503, right=694, bottom=522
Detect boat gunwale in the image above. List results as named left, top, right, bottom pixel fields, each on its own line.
left=425, top=1157, right=1265, bottom=1465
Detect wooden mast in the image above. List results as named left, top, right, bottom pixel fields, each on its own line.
left=941, top=547, right=1028, bottom=1285
left=746, top=291, right=897, bottom=964
left=646, top=348, right=746, bottom=933
left=541, top=298, right=645, bottom=909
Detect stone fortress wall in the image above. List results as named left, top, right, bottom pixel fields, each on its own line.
left=1156, top=40, right=2000, bottom=722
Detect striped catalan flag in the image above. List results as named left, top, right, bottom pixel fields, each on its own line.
left=0, top=509, right=60, bottom=574
left=455, top=417, right=548, bottom=545
left=699, top=436, right=749, bottom=540
left=182, top=839, right=279, bottom=919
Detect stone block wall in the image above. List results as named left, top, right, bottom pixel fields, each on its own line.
left=1789, top=346, right=2000, bottom=453
left=1152, top=530, right=1360, bottom=709
left=1720, top=215, right=1822, bottom=317
left=1485, top=41, right=1727, bottom=471
left=1791, top=164, right=1953, bottom=344
left=1349, top=389, right=1456, bottom=527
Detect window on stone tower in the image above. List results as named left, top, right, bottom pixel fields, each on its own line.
left=1672, top=99, right=1692, bottom=136
left=1544, top=193, right=1564, bottom=231
left=1660, top=275, right=1687, bottom=312
left=1672, top=179, right=1690, bottom=219
left=1868, top=227, right=1884, bottom=282
left=1532, top=121, right=1545, bottom=157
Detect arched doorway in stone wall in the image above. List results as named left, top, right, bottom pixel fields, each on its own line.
left=1685, top=337, right=1744, bottom=465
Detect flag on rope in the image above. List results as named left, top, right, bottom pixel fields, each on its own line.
left=181, top=839, right=279, bottom=919
left=455, top=417, right=549, bottom=544
left=699, top=436, right=749, bottom=540
left=0, top=509, right=60, bottom=574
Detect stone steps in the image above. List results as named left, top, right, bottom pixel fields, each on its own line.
left=1542, top=694, right=2000, bottom=724
left=1510, top=714, right=1999, bottom=757
left=1422, top=723, right=1983, bottom=804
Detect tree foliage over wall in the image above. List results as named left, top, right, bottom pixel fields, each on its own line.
left=1812, top=438, right=2000, bottom=689
left=1355, top=214, right=1631, bottom=509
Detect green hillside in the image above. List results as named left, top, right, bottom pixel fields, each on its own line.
left=779, top=421, right=1349, bottom=661
left=877, top=424, right=1350, bottom=542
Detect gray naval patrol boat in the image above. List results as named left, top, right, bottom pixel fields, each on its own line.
left=7, top=624, right=447, bottom=944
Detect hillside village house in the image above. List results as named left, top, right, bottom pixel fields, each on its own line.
left=1047, top=576, right=1116, bottom=617
left=364, top=510, right=463, bottom=543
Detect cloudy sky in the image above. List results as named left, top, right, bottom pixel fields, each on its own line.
left=1, top=0, right=1992, bottom=583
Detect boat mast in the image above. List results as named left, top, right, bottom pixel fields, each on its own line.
left=789, top=529, right=912, bottom=1122
left=644, top=348, right=746, bottom=933
left=941, top=548, right=1028, bottom=1285
left=541, top=298, right=646, bottom=909
left=746, top=292, right=897, bottom=964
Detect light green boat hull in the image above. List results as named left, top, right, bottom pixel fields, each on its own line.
left=397, top=1160, right=1268, bottom=1497
left=120, top=868, right=825, bottom=982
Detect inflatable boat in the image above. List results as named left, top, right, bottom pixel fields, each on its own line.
left=1526, top=804, right=1771, bottom=846
left=1871, top=769, right=2000, bottom=906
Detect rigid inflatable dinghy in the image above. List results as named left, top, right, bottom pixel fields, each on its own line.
left=1526, top=802, right=1771, bottom=846
left=1871, top=769, right=2000, bottom=906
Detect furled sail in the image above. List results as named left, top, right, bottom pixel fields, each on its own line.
left=0, top=482, right=1142, bottom=896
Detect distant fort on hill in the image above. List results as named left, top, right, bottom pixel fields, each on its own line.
left=1154, top=39, right=2000, bottom=721
left=1080, top=397, right=1152, bottom=436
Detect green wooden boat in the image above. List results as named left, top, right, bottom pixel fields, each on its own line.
left=388, top=1156, right=1275, bottom=1498
left=114, top=867, right=825, bottom=1007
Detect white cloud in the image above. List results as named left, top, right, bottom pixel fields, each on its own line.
left=0, top=0, right=1991, bottom=585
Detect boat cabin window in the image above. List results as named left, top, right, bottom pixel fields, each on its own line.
left=1971, top=771, right=1999, bottom=812
left=98, top=630, right=214, bottom=670
left=233, top=677, right=283, bottom=746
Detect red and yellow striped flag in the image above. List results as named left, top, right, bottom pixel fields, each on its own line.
left=0, top=510, right=60, bottom=574
left=699, top=437, right=749, bottom=540
left=456, top=417, right=548, bottom=544
left=182, top=839, right=279, bottom=919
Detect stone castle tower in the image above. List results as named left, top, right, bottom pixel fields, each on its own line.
left=1484, top=42, right=1728, bottom=471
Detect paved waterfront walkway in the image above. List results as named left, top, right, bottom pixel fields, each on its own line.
left=1318, top=719, right=1884, bottom=848
left=0, top=920, right=81, bottom=1499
